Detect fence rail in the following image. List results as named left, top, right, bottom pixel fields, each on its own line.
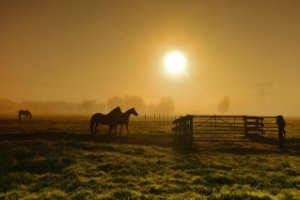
left=173, top=115, right=281, bottom=145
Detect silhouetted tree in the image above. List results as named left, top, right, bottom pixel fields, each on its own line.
left=79, top=100, right=98, bottom=113
left=123, top=95, right=146, bottom=114
left=157, top=96, right=175, bottom=115
left=217, top=96, right=230, bottom=113
left=148, top=96, right=175, bottom=115
left=107, top=96, right=123, bottom=110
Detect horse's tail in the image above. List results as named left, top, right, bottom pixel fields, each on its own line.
left=90, top=115, right=95, bottom=133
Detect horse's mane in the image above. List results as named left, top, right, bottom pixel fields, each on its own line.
left=107, top=106, right=121, bottom=115
left=124, top=108, right=134, bottom=114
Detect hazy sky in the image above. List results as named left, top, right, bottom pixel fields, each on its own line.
left=1, top=0, right=300, bottom=115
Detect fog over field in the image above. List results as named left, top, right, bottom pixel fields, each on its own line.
left=1, top=1, right=300, bottom=116
left=0, top=96, right=175, bottom=116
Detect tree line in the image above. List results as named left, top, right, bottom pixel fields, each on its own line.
left=0, top=95, right=175, bottom=115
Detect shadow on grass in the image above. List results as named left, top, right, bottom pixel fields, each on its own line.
left=244, top=134, right=300, bottom=155
left=1, top=132, right=299, bottom=155
left=0, top=132, right=173, bottom=147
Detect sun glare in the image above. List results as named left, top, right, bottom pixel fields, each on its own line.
left=164, top=51, right=187, bottom=76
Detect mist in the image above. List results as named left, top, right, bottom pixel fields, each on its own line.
left=0, top=95, right=176, bottom=116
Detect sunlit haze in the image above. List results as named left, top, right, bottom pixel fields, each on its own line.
left=0, top=1, right=300, bottom=116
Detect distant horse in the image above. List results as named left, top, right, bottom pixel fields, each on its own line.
left=89, top=107, right=122, bottom=134
left=18, top=110, right=32, bottom=120
left=115, top=108, right=138, bottom=135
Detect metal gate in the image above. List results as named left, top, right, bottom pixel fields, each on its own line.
left=173, top=115, right=279, bottom=144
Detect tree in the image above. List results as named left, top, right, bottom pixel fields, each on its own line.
left=107, top=96, right=123, bottom=111
left=217, top=96, right=230, bottom=113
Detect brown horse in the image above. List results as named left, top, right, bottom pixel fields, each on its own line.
left=89, top=107, right=122, bottom=134
left=115, top=108, right=138, bottom=135
left=18, top=110, right=32, bottom=120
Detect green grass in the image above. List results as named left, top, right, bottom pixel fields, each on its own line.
left=0, top=117, right=300, bottom=199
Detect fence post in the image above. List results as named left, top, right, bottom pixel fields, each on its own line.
left=243, top=116, right=247, bottom=135
left=154, top=114, right=155, bottom=128
left=159, top=114, right=160, bottom=126
left=189, top=115, right=193, bottom=146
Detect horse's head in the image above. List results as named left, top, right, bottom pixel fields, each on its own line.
left=129, top=108, right=138, bottom=116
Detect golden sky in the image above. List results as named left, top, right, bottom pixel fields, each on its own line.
left=0, top=0, right=300, bottom=115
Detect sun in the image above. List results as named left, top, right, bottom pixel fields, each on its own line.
left=163, top=51, right=187, bottom=76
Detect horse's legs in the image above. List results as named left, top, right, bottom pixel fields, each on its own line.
left=110, top=124, right=116, bottom=135
left=113, top=124, right=117, bottom=135
left=126, top=123, right=129, bottom=135
left=94, top=122, right=99, bottom=133
left=119, top=124, right=123, bottom=135
left=109, top=125, right=113, bottom=135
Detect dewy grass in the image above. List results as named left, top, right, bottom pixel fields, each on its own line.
left=0, top=117, right=300, bottom=199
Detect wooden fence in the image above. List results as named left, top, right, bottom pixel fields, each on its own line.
left=172, top=115, right=280, bottom=146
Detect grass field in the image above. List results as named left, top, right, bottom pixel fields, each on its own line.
left=0, top=116, right=300, bottom=199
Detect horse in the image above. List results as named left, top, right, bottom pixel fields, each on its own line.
left=18, top=110, right=32, bottom=120
left=115, top=108, right=138, bottom=135
left=89, top=107, right=122, bottom=134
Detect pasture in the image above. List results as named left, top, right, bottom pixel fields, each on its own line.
left=0, top=116, right=300, bottom=199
